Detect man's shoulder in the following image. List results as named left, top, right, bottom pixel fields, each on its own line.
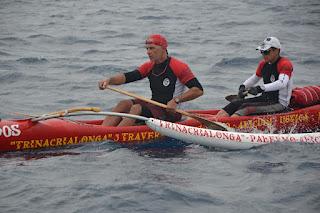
left=258, top=59, right=267, bottom=67
left=279, top=57, right=293, bottom=64
left=169, top=57, right=189, bottom=69
left=139, top=60, right=154, bottom=70
left=140, top=60, right=154, bottom=67
left=279, top=57, right=293, bottom=68
left=278, top=57, right=293, bottom=74
left=138, top=60, right=155, bottom=76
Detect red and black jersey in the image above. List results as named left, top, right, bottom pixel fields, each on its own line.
left=124, top=57, right=202, bottom=104
left=256, top=57, right=293, bottom=103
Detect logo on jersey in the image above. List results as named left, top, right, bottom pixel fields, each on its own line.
left=163, top=78, right=170, bottom=87
left=270, top=74, right=276, bottom=82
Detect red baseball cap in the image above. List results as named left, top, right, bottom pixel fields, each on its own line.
left=145, top=34, right=168, bottom=49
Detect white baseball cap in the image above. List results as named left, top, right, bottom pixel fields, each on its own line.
left=256, top=37, right=281, bottom=51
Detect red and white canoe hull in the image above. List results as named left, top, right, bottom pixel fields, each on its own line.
left=1, top=105, right=319, bottom=152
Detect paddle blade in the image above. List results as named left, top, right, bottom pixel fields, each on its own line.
left=204, top=120, right=229, bottom=131
left=225, top=94, right=241, bottom=102
left=225, top=91, right=249, bottom=102
left=186, top=113, right=229, bottom=131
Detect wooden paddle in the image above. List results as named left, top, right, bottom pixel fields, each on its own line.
left=46, top=107, right=101, bottom=116
left=106, top=86, right=228, bottom=131
left=13, top=107, right=101, bottom=118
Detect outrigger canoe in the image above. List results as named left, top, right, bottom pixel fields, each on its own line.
left=0, top=104, right=319, bottom=152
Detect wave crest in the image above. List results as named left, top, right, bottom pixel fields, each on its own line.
left=17, top=57, right=48, bottom=64
left=214, top=57, right=258, bottom=67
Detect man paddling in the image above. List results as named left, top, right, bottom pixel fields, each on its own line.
left=216, top=37, right=294, bottom=117
left=98, top=34, right=204, bottom=126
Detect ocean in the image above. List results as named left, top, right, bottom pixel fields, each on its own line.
left=0, top=0, right=320, bottom=212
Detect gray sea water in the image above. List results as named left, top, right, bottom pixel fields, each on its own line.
left=1, top=0, right=320, bottom=212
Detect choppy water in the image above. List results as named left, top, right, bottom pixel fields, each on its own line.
left=0, top=0, right=320, bottom=212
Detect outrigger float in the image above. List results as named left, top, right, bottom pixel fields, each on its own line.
left=146, top=117, right=320, bottom=150
left=0, top=103, right=319, bottom=152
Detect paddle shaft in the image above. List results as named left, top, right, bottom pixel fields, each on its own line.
left=106, top=86, right=227, bottom=131
left=47, top=107, right=101, bottom=116
left=13, top=107, right=101, bottom=118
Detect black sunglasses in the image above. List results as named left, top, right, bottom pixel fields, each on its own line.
left=260, top=49, right=271, bottom=55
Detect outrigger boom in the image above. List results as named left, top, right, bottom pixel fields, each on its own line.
left=31, top=111, right=149, bottom=122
